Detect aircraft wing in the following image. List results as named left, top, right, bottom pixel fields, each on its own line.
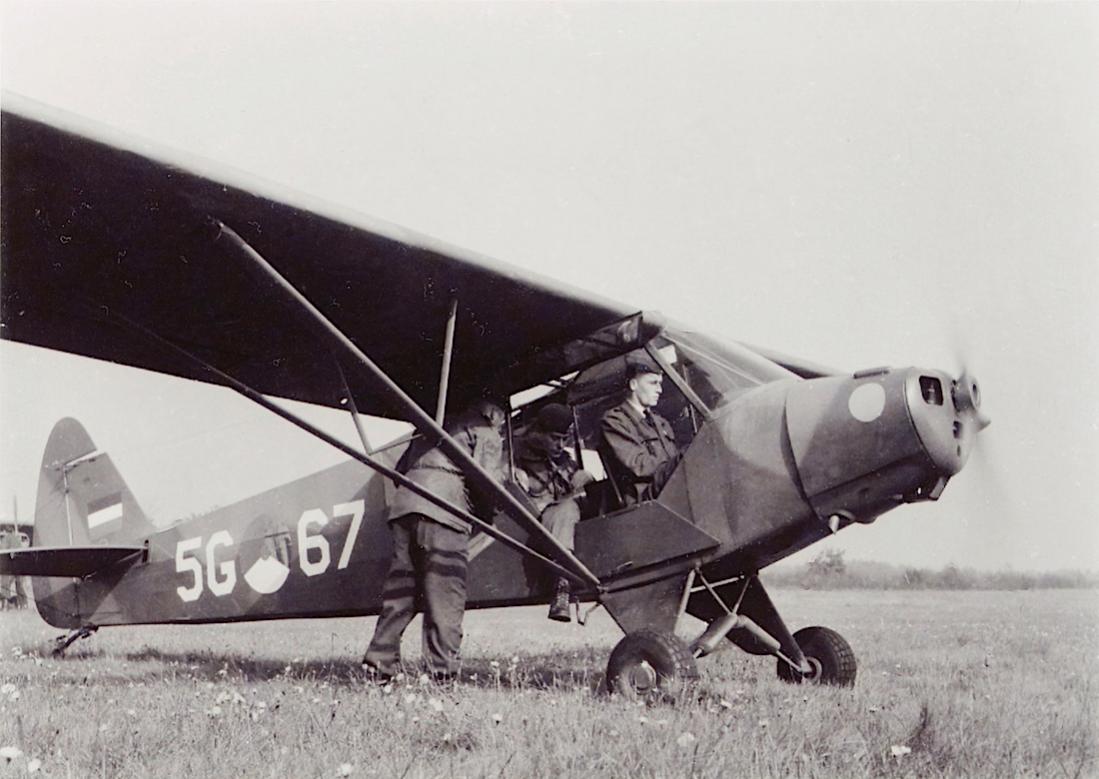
left=0, top=545, right=144, bottom=577
left=1, top=93, right=640, bottom=419
left=740, top=343, right=841, bottom=379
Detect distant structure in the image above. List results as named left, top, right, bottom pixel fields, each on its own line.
left=0, top=498, right=34, bottom=609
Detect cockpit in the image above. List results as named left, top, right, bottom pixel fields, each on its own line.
left=504, top=319, right=796, bottom=509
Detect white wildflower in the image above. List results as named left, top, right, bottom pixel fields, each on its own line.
left=676, top=732, right=697, bottom=748
left=491, top=712, right=502, bottom=724
left=719, top=699, right=733, bottom=710
left=0, top=684, right=15, bottom=695
left=337, top=763, right=353, bottom=777
left=0, top=746, right=22, bottom=762
left=27, top=758, right=42, bottom=773
left=890, top=745, right=912, bottom=758
left=206, top=706, right=223, bottom=718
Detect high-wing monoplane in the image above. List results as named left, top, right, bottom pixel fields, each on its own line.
left=0, top=94, right=989, bottom=698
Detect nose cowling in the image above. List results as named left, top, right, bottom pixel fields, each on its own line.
left=906, top=369, right=989, bottom=477
left=783, top=367, right=987, bottom=527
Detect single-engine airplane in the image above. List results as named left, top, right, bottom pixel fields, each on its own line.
left=0, top=94, right=989, bottom=698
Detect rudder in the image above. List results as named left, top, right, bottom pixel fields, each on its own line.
left=32, top=418, right=154, bottom=627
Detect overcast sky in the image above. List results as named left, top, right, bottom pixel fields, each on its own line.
left=1, top=2, right=1096, bottom=571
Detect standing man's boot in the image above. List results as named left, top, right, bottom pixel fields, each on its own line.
left=548, top=577, right=571, bottom=622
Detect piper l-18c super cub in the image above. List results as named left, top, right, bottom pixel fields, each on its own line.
left=0, top=94, right=988, bottom=699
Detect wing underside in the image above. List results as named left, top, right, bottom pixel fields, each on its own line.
left=1, top=94, right=638, bottom=418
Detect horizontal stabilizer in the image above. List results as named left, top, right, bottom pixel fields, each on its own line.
left=0, top=545, right=143, bottom=577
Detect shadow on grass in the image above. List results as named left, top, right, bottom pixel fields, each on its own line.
left=112, top=646, right=612, bottom=693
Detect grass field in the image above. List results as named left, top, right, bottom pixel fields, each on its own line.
left=1, top=588, right=1096, bottom=778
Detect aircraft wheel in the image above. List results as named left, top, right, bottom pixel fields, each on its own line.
left=605, top=629, right=698, bottom=701
left=777, top=626, right=856, bottom=687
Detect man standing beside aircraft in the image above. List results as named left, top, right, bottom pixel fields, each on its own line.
left=601, top=360, right=681, bottom=505
left=514, top=403, right=594, bottom=622
left=363, top=399, right=506, bottom=682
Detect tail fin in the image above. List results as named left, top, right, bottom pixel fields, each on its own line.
left=32, top=418, right=154, bottom=627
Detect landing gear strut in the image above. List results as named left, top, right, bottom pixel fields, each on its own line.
left=52, top=625, right=97, bottom=657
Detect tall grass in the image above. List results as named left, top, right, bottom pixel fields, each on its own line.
left=1, top=588, right=1095, bottom=777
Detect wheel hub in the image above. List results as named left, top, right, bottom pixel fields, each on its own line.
left=628, top=660, right=658, bottom=693
left=802, top=656, right=823, bottom=682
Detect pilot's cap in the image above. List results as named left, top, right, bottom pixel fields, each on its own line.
left=625, top=357, right=660, bottom=380
left=535, top=403, right=574, bottom=434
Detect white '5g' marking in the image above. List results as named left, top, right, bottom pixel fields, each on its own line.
left=175, top=532, right=237, bottom=601
left=334, top=500, right=365, bottom=570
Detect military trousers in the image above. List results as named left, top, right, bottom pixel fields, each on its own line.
left=541, top=499, right=581, bottom=551
left=364, top=513, right=469, bottom=676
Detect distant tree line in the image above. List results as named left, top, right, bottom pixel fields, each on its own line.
left=765, top=549, right=1099, bottom=590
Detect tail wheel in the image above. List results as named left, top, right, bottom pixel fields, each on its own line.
left=777, top=626, right=857, bottom=687
left=605, top=629, right=699, bottom=701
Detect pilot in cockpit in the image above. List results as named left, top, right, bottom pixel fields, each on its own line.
left=600, top=359, right=682, bottom=505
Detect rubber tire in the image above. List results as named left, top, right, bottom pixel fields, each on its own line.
left=605, top=629, right=699, bottom=702
left=777, top=626, right=857, bottom=687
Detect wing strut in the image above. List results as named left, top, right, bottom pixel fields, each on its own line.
left=334, top=360, right=373, bottom=454
left=435, top=297, right=459, bottom=424
left=214, top=220, right=601, bottom=588
left=99, top=306, right=593, bottom=588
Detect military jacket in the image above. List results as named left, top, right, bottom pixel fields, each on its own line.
left=600, top=401, right=680, bottom=505
left=514, top=435, right=580, bottom=515
left=387, top=410, right=505, bottom=533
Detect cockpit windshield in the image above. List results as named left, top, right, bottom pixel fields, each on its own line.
left=657, top=324, right=797, bottom=411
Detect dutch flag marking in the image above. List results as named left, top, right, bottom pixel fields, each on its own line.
left=87, top=494, right=123, bottom=529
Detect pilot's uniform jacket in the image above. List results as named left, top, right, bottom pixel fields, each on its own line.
left=365, top=407, right=504, bottom=677
left=600, top=401, right=680, bottom=506
left=514, top=435, right=582, bottom=551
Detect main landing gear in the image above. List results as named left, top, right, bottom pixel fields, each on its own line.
left=776, top=626, right=857, bottom=686
left=604, top=629, right=699, bottom=701
left=601, top=572, right=857, bottom=700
